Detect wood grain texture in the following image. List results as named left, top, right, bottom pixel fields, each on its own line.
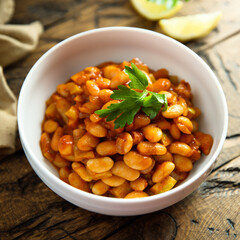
left=200, top=34, right=240, bottom=138
left=1, top=0, right=240, bottom=239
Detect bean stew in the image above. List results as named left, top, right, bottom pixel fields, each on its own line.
left=40, top=58, right=213, bottom=198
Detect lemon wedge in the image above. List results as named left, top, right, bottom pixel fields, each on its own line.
left=131, top=0, right=183, bottom=21
left=159, top=11, right=222, bottom=42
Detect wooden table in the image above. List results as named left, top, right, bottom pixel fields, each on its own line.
left=1, top=0, right=240, bottom=239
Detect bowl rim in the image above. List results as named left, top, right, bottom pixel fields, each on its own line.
left=18, top=26, right=228, bottom=204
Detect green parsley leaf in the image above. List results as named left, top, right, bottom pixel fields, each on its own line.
left=95, top=63, right=168, bottom=129
left=124, top=63, right=148, bottom=90
left=95, top=86, right=148, bottom=129
left=114, top=103, right=142, bottom=129
left=147, top=0, right=190, bottom=9
left=150, top=91, right=168, bottom=112
left=110, top=85, right=144, bottom=100
left=142, top=92, right=167, bottom=119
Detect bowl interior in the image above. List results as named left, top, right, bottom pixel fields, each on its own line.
left=18, top=27, right=227, bottom=213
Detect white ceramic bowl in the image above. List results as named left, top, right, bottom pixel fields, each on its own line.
left=18, top=27, right=228, bottom=216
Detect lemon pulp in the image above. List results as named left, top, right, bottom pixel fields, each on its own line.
left=131, top=0, right=183, bottom=21
left=159, top=11, right=222, bottom=42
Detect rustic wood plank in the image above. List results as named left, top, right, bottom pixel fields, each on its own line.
left=105, top=212, right=178, bottom=240
left=171, top=157, right=240, bottom=240
left=12, top=0, right=74, bottom=26
left=199, top=33, right=240, bottom=138
left=214, top=137, right=240, bottom=172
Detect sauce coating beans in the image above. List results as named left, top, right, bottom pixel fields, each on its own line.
left=123, top=151, right=153, bottom=171
left=40, top=58, right=213, bottom=198
left=116, top=132, right=133, bottom=154
left=96, top=140, right=117, bottom=156
left=142, top=124, right=162, bottom=142
left=87, top=157, right=114, bottom=173
left=137, top=142, right=166, bottom=156
left=111, top=161, right=140, bottom=181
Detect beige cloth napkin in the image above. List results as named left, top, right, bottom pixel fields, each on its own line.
left=0, top=22, right=43, bottom=67
left=0, top=0, right=43, bottom=158
left=0, top=66, right=17, bottom=156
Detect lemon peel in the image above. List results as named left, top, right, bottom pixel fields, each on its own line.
left=159, top=11, right=222, bottom=42
left=131, top=0, right=183, bottom=21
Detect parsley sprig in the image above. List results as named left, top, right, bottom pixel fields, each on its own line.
left=95, top=63, right=168, bottom=129
left=147, top=0, right=190, bottom=9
